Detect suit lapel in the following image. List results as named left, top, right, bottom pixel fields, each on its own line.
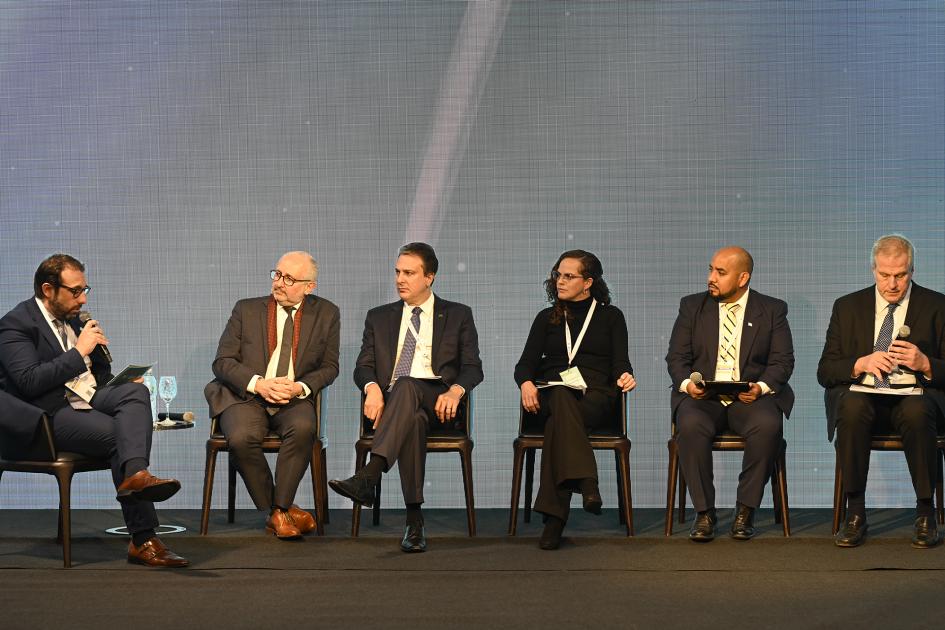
left=26, top=299, right=65, bottom=356
left=257, top=299, right=271, bottom=368
left=855, top=288, right=877, bottom=356
left=903, top=283, right=923, bottom=331
left=386, top=302, right=401, bottom=367
left=739, top=293, right=760, bottom=370
left=432, top=296, right=447, bottom=367
left=294, top=296, right=315, bottom=370
left=702, top=297, right=720, bottom=372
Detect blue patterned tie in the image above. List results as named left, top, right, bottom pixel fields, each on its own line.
left=873, top=303, right=899, bottom=388
left=391, top=307, right=422, bottom=384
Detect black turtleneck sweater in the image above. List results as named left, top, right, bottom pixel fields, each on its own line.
left=514, top=297, right=632, bottom=391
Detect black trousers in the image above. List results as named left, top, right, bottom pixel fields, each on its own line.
left=675, top=396, right=783, bottom=513
left=533, top=386, right=613, bottom=521
left=220, top=397, right=315, bottom=511
left=835, top=391, right=942, bottom=501
left=51, top=382, right=158, bottom=535
left=370, top=377, right=449, bottom=505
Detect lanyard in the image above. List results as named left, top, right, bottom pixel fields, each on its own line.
left=565, top=298, right=597, bottom=365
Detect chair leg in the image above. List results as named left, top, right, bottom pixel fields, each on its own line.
left=665, top=438, right=678, bottom=536
left=937, top=447, right=944, bottom=526
left=616, top=445, right=634, bottom=536
left=832, top=451, right=844, bottom=535
left=351, top=443, right=370, bottom=537
left=614, top=450, right=625, bottom=525
left=772, top=440, right=784, bottom=525
left=776, top=446, right=791, bottom=536
left=54, top=467, right=76, bottom=568
left=460, top=444, right=477, bottom=537
left=321, top=445, right=330, bottom=525
left=508, top=440, right=526, bottom=535
left=524, top=448, right=536, bottom=524
left=200, top=444, right=219, bottom=535
left=678, top=472, right=687, bottom=524
left=227, top=456, right=237, bottom=524
left=310, top=444, right=325, bottom=536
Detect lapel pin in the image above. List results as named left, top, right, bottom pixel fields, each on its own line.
left=747, top=322, right=753, bottom=327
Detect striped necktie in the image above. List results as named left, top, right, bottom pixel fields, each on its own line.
left=873, top=303, right=899, bottom=388
left=391, top=307, right=422, bottom=386
left=719, top=303, right=741, bottom=369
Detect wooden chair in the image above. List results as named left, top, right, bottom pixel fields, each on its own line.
left=199, top=390, right=328, bottom=535
left=665, top=428, right=790, bottom=536
left=350, top=393, right=475, bottom=537
left=831, top=434, right=945, bottom=534
left=0, top=396, right=110, bottom=568
left=508, top=392, right=633, bottom=536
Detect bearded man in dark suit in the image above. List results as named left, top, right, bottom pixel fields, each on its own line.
left=205, top=251, right=340, bottom=539
left=818, top=234, right=945, bottom=549
left=330, top=242, right=483, bottom=553
left=0, top=254, right=187, bottom=566
left=666, top=246, right=795, bottom=542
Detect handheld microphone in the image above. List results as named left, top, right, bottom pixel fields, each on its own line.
left=158, top=412, right=194, bottom=422
left=78, top=311, right=112, bottom=363
left=895, top=325, right=911, bottom=341
left=690, top=371, right=705, bottom=388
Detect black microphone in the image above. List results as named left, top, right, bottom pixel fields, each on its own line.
left=158, top=412, right=194, bottom=422
left=690, top=371, right=705, bottom=388
left=77, top=311, right=112, bottom=363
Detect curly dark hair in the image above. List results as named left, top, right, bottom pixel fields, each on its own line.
left=543, top=250, right=611, bottom=324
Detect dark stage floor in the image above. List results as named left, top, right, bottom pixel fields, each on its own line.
left=1, top=508, right=944, bottom=628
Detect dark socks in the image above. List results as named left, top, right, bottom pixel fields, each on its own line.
left=846, top=491, right=866, bottom=519
left=362, top=455, right=387, bottom=482
left=406, top=503, right=423, bottom=525
left=579, top=478, right=599, bottom=496
left=122, top=458, right=148, bottom=479
left=131, top=528, right=156, bottom=547
left=917, top=498, right=934, bottom=518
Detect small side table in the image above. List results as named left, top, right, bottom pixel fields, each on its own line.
left=105, top=419, right=194, bottom=536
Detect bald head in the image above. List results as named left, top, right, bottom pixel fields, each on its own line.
left=707, top=246, right=753, bottom=303
left=271, top=251, right=319, bottom=307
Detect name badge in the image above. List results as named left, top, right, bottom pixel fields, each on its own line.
left=559, top=366, right=588, bottom=391
left=715, top=366, right=735, bottom=382
left=65, top=373, right=97, bottom=403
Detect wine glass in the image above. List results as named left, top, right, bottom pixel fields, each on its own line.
left=158, top=376, right=177, bottom=421
left=142, top=370, right=158, bottom=422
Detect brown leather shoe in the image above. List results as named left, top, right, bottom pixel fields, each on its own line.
left=116, top=470, right=181, bottom=503
left=127, top=537, right=189, bottom=567
left=288, top=504, right=316, bottom=534
left=266, top=509, right=302, bottom=539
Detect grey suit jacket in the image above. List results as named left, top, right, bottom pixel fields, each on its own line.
left=817, top=282, right=945, bottom=440
left=666, top=289, right=795, bottom=420
left=204, top=294, right=340, bottom=418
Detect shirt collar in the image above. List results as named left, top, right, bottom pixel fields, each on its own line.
left=404, top=292, right=435, bottom=315
left=720, top=287, right=750, bottom=312
left=874, top=282, right=911, bottom=316
left=35, top=297, right=60, bottom=325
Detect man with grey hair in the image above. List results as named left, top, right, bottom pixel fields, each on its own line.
left=205, top=251, right=340, bottom=539
left=819, top=234, right=945, bottom=548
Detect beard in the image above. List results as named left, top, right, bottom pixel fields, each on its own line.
left=47, top=294, right=79, bottom=321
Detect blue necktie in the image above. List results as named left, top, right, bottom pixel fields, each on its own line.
left=873, top=303, right=899, bottom=388
left=391, top=307, right=422, bottom=384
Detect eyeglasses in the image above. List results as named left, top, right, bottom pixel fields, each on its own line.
left=551, top=271, right=585, bottom=282
left=270, top=270, right=314, bottom=287
left=57, top=283, right=91, bottom=298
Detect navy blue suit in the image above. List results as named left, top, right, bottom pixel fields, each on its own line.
left=666, top=289, right=795, bottom=512
left=0, top=298, right=159, bottom=534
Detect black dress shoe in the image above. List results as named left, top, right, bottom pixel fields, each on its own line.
left=329, top=473, right=375, bottom=507
left=689, top=510, right=717, bottom=542
left=912, top=516, right=942, bottom=549
left=401, top=522, right=427, bottom=553
left=582, top=483, right=603, bottom=516
left=835, top=514, right=868, bottom=548
left=539, top=516, right=566, bottom=550
left=730, top=504, right=756, bottom=541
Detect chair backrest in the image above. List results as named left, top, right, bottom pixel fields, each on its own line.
left=518, top=390, right=629, bottom=437
left=359, top=389, right=473, bottom=439
left=209, top=389, right=324, bottom=437
left=0, top=410, right=57, bottom=462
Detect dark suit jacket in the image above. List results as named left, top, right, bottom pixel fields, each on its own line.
left=0, top=298, right=113, bottom=449
left=204, top=294, right=340, bottom=418
left=666, top=289, right=795, bottom=420
left=817, top=282, right=945, bottom=440
left=353, top=296, right=483, bottom=395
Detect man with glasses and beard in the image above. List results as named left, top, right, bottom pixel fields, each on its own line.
left=0, top=253, right=188, bottom=566
left=205, top=251, right=340, bottom=539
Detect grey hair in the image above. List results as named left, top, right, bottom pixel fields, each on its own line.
left=871, top=234, right=914, bottom=271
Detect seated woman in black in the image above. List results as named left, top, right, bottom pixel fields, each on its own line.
left=514, top=250, right=636, bottom=550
